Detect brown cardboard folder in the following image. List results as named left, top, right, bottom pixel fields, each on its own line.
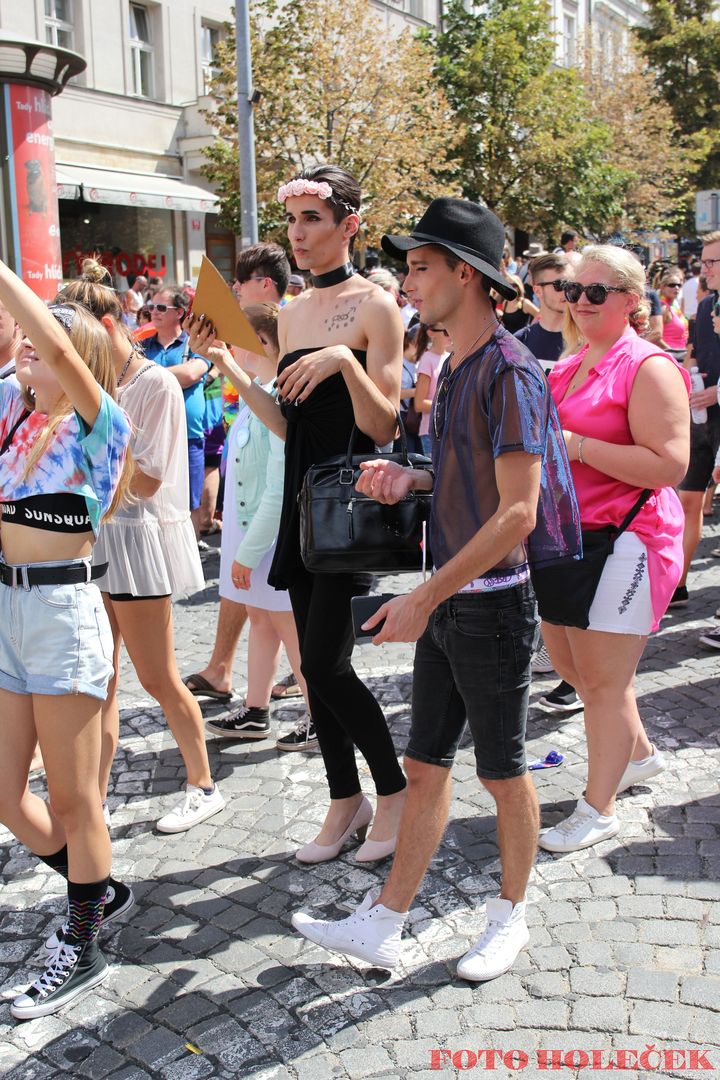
left=191, top=255, right=266, bottom=355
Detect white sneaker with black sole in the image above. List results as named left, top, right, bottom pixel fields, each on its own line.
left=12, top=939, right=109, bottom=1019
left=156, top=783, right=225, bottom=833
left=44, top=880, right=135, bottom=952
left=616, top=745, right=665, bottom=793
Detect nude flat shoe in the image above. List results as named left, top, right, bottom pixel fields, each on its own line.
left=354, top=836, right=397, bottom=863
left=296, top=796, right=373, bottom=864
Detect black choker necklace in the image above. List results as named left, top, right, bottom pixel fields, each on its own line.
left=310, top=262, right=355, bottom=288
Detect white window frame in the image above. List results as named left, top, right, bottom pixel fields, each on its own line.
left=129, top=2, right=154, bottom=99
left=562, top=6, right=577, bottom=67
left=407, top=0, right=425, bottom=18
left=45, top=0, right=74, bottom=50
left=200, top=22, right=221, bottom=94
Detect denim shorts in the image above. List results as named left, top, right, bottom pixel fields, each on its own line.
left=0, top=560, right=114, bottom=700
left=407, top=582, right=539, bottom=778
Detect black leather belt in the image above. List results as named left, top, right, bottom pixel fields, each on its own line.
left=0, top=562, right=108, bottom=588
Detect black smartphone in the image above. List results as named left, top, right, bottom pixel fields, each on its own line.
left=351, top=593, right=395, bottom=644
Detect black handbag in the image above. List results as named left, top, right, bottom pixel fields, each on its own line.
left=531, top=489, right=652, bottom=630
left=299, top=414, right=433, bottom=574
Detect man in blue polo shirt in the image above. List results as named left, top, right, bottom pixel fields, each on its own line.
left=143, top=284, right=211, bottom=538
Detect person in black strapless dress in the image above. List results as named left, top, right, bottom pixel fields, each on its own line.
left=188, top=165, right=408, bottom=864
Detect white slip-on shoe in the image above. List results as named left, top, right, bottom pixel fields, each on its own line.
left=538, top=797, right=619, bottom=853
left=456, top=898, right=530, bottom=982
left=616, top=745, right=665, bottom=794
left=291, top=889, right=406, bottom=970
left=156, top=784, right=226, bottom=834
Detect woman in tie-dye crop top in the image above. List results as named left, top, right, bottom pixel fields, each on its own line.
left=0, top=258, right=133, bottom=1021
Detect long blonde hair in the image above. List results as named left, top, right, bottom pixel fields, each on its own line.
left=562, top=244, right=650, bottom=357
left=21, top=298, right=133, bottom=518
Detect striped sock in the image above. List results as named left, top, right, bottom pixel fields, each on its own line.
left=65, top=878, right=110, bottom=946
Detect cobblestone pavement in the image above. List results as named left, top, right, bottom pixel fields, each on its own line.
left=1, top=524, right=719, bottom=1080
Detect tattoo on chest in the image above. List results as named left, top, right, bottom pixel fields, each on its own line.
left=323, top=302, right=359, bottom=334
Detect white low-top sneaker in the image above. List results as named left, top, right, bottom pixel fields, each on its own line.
left=156, top=784, right=225, bottom=834
left=456, top=898, right=529, bottom=982
left=616, top=745, right=665, bottom=794
left=538, top=797, right=619, bottom=853
left=292, top=889, right=406, bottom=970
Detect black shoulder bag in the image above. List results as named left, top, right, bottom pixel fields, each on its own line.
left=299, top=414, right=433, bottom=574
left=531, top=489, right=652, bottom=630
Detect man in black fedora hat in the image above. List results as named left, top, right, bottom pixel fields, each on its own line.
left=292, top=196, right=580, bottom=981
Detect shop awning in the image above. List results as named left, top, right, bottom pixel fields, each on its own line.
left=55, top=163, right=219, bottom=213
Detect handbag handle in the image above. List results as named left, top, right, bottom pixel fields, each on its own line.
left=345, top=411, right=410, bottom=468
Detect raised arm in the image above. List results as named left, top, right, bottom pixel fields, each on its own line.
left=0, top=260, right=101, bottom=426
left=186, top=313, right=287, bottom=440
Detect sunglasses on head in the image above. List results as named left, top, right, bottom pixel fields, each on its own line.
left=48, top=304, right=76, bottom=331
left=146, top=303, right=180, bottom=313
left=563, top=282, right=629, bottom=305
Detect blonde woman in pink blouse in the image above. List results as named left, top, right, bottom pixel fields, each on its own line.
left=538, top=245, right=690, bottom=854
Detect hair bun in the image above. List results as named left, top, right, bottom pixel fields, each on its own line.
left=81, top=257, right=112, bottom=285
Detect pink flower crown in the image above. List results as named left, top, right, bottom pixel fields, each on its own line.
left=277, top=179, right=333, bottom=202
left=277, top=178, right=359, bottom=217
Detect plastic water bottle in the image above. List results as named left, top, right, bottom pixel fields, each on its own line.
left=690, top=367, right=707, bottom=424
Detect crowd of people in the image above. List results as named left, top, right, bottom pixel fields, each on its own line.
left=0, top=159, right=717, bottom=1018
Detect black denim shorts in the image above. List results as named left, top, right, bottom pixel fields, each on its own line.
left=407, top=582, right=538, bottom=778
left=679, top=411, right=720, bottom=493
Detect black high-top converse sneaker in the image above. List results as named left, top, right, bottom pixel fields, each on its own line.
left=44, top=879, right=135, bottom=951
left=12, top=939, right=109, bottom=1019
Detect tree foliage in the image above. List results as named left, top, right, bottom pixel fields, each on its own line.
left=580, top=39, right=704, bottom=235
left=432, top=0, right=627, bottom=239
left=634, top=0, right=720, bottom=191
left=202, top=0, right=460, bottom=245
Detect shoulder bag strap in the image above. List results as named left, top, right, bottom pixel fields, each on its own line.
left=613, top=489, right=653, bottom=539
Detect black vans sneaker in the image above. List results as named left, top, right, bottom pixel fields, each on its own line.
left=206, top=701, right=270, bottom=739
left=276, top=713, right=319, bottom=752
left=45, top=879, right=135, bottom=952
left=12, top=939, right=108, bottom=1019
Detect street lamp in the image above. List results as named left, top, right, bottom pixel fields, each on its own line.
left=235, top=1, right=259, bottom=250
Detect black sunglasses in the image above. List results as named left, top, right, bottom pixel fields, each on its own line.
left=534, top=279, right=565, bottom=292
left=146, top=303, right=181, bottom=313
left=563, top=282, right=629, bottom=305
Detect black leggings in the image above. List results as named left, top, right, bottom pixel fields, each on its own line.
left=289, top=566, right=406, bottom=800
